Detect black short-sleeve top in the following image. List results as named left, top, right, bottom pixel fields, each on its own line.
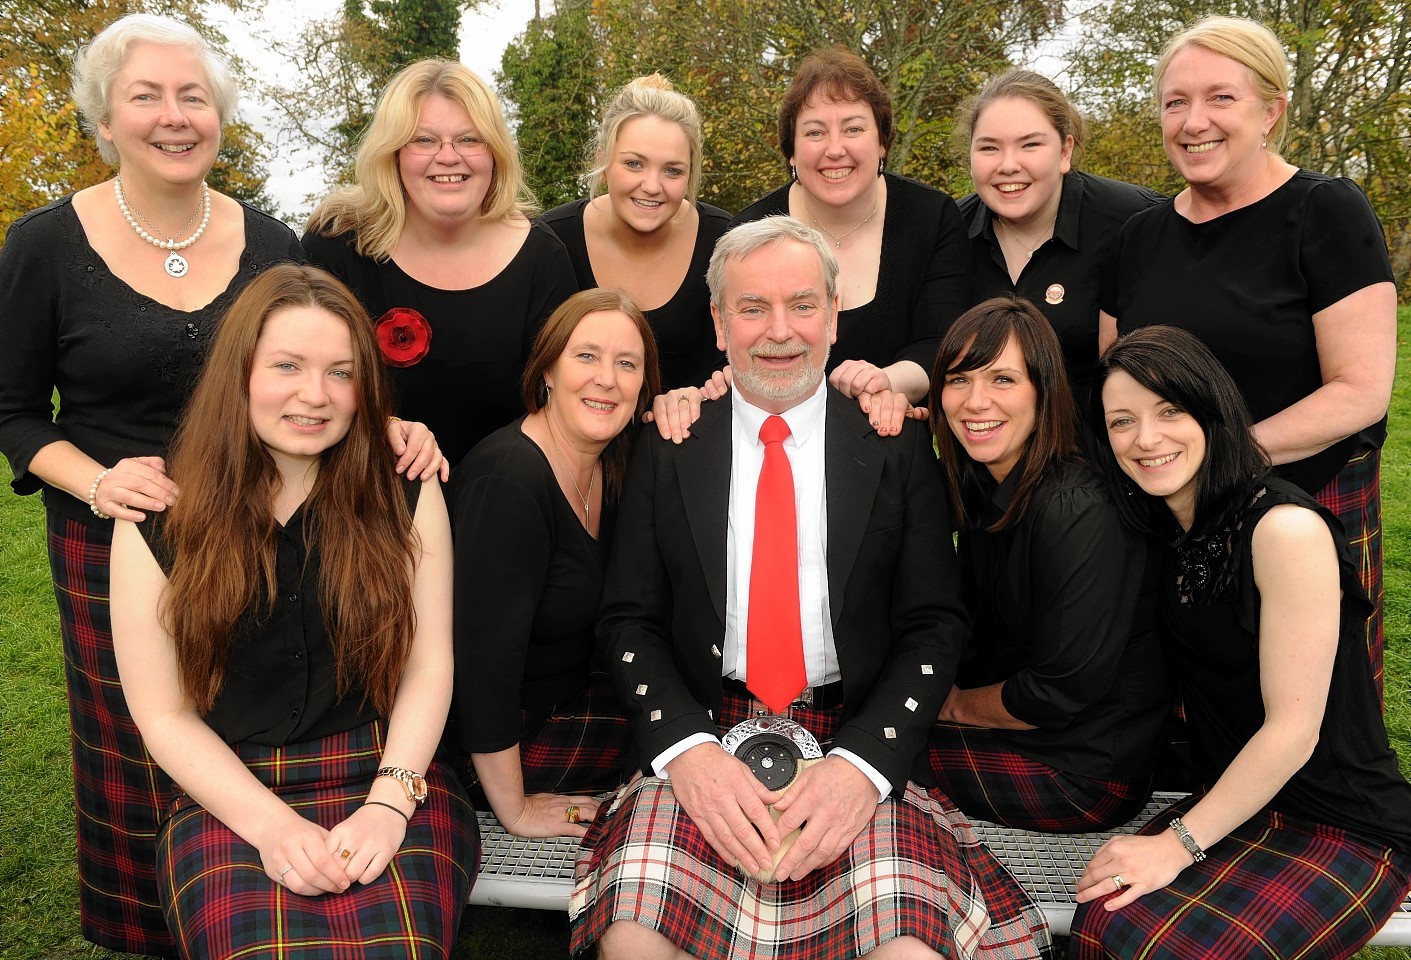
left=960, top=171, right=1165, bottom=402
left=1160, top=476, right=1411, bottom=854
left=134, top=481, right=422, bottom=747
left=1102, top=171, right=1393, bottom=494
left=731, top=173, right=970, bottom=374
left=957, top=461, right=1169, bottom=779
left=301, top=222, right=578, bottom=466
left=447, top=420, right=614, bottom=754
left=540, top=199, right=732, bottom=390
left=0, top=196, right=304, bottom=525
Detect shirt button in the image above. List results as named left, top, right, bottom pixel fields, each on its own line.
left=294, top=650, right=304, bottom=660
left=291, top=707, right=301, bottom=717
left=288, top=593, right=298, bottom=602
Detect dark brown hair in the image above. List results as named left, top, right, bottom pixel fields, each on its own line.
left=163, top=264, right=418, bottom=716
left=521, top=288, right=662, bottom=501
left=929, top=296, right=1078, bottom=531
left=777, top=47, right=894, bottom=167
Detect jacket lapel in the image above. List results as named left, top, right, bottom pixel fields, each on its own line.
left=825, top=391, right=883, bottom=626
left=676, top=394, right=732, bottom=625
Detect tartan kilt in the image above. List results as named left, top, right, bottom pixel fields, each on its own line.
left=570, top=690, right=1052, bottom=960
left=518, top=669, right=631, bottom=795
left=1069, top=795, right=1411, bottom=960
left=157, top=720, right=477, bottom=960
left=47, top=512, right=177, bottom=956
left=1314, top=445, right=1383, bottom=702
left=927, top=723, right=1150, bottom=833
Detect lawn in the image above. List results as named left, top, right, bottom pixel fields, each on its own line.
left=3, top=308, right=1409, bottom=959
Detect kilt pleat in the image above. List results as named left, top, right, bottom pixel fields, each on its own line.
left=1313, top=446, right=1383, bottom=703
left=1069, top=797, right=1411, bottom=960
left=47, top=512, right=177, bottom=956
left=157, top=720, right=477, bottom=960
left=518, top=670, right=631, bottom=795
left=570, top=691, right=1051, bottom=960
left=928, top=723, right=1150, bottom=833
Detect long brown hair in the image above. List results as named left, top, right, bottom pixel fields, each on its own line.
left=929, top=296, right=1078, bottom=531
left=521, top=288, right=661, bottom=502
left=163, top=264, right=418, bottom=716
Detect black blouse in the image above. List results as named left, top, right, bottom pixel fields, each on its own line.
left=540, top=199, right=732, bottom=390
left=136, top=481, right=422, bottom=747
left=957, top=461, right=1169, bottom=779
left=447, top=421, right=614, bottom=754
left=731, top=173, right=970, bottom=374
left=1160, top=477, right=1411, bottom=855
left=0, top=196, right=304, bottom=525
left=960, top=170, right=1165, bottom=403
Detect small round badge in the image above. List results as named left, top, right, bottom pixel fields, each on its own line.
left=1044, top=283, right=1065, bottom=305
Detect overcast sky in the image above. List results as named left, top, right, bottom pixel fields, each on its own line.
left=206, top=0, right=539, bottom=223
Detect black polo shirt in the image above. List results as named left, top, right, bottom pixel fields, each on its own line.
left=959, top=170, right=1165, bottom=403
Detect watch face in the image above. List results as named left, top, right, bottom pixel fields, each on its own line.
left=409, top=774, right=428, bottom=802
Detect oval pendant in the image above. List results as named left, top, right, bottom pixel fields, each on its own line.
left=164, top=252, right=189, bottom=278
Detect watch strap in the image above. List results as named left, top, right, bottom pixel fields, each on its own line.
left=1169, top=816, right=1207, bottom=863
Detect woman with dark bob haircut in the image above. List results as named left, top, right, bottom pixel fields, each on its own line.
left=654, top=46, right=968, bottom=439
left=1071, top=325, right=1411, bottom=959
left=110, top=263, right=475, bottom=959
left=926, top=296, right=1167, bottom=832
left=446, top=287, right=661, bottom=838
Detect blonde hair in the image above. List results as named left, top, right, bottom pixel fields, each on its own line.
left=1155, top=15, right=1291, bottom=154
left=955, top=69, right=1086, bottom=159
left=72, top=13, right=237, bottom=166
left=586, top=74, right=703, bottom=202
left=308, top=59, right=536, bottom=260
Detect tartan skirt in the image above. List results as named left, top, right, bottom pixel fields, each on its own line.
left=505, top=669, right=631, bottom=796
left=47, top=512, right=177, bottom=956
left=570, top=691, right=1052, bottom=960
left=1314, top=446, right=1383, bottom=703
left=157, top=720, right=477, bottom=960
left=1068, top=796, right=1411, bottom=960
left=928, top=723, right=1150, bottom=833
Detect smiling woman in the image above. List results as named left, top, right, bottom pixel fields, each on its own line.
left=304, top=58, right=578, bottom=467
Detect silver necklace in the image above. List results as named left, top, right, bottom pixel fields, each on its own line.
left=1000, top=218, right=1051, bottom=260
left=804, top=187, right=881, bottom=249
left=548, top=429, right=596, bottom=526
left=114, top=175, right=211, bottom=278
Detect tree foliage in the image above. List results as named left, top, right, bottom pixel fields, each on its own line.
left=1068, top=0, right=1411, bottom=297
left=498, top=0, right=1062, bottom=215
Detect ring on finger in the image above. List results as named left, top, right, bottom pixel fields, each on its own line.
left=677, top=394, right=691, bottom=404
left=278, top=864, right=294, bottom=882
left=339, top=848, right=353, bottom=861
left=1110, top=874, right=1125, bottom=891
left=564, top=804, right=580, bottom=824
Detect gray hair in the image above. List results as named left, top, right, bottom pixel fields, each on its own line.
left=707, top=216, right=839, bottom=312
left=72, top=13, right=237, bottom=166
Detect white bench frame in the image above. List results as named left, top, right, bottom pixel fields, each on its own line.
left=470, top=792, right=1411, bottom=944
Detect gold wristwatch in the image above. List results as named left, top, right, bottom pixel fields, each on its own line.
left=376, top=766, right=428, bottom=805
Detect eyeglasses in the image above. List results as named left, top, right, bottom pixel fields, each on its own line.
left=403, top=134, right=488, bottom=157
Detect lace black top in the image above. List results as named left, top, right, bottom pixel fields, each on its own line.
left=0, top=196, right=304, bottom=526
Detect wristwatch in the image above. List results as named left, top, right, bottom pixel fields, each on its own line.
left=1169, top=816, right=1207, bottom=863
left=376, top=766, right=428, bottom=805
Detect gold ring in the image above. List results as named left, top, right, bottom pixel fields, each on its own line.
left=1111, top=874, right=1125, bottom=891
left=677, top=394, right=690, bottom=404
left=564, top=804, right=580, bottom=824
left=339, top=848, right=353, bottom=861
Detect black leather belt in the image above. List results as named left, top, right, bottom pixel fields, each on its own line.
left=722, top=676, right=845, bottom=711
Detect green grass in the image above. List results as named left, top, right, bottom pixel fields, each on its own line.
left=4, top=309, right=1410, bottom=959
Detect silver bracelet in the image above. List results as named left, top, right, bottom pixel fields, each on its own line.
left=88, top=468, right=112, bottom=520
left=1169, top=816, right=1207, bottom=863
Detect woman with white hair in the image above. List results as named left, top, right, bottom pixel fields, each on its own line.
left=304, top=59, right=578, bottom=467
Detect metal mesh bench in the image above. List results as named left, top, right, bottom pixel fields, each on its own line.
left=470, top=792, right=1411, bottom=944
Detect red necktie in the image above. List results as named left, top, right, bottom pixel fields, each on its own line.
left=747, top=415, right=806, bottom=712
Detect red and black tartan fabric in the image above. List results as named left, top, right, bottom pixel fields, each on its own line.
left=1069, top=795, right=1411, bottom=960
left=927, top=722, right=1150, bottom=833
left=1314, top=446, right=1384, bottom=703
left=47, top=514, right=177, bottom=956
left=517, top=669, right=631, bottom=795
left=569, top=689, right=1052, bottom=960
left=157, top=720, right=477, bottom=960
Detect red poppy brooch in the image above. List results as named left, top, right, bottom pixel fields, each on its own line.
left=375, top=307, right=432, bottom=367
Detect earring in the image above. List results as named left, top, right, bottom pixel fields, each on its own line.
left=790, top=165, right=798, bottom=183
left=878, top=158, right=885, bottom=176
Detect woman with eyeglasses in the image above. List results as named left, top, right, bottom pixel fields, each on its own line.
left=305, top=59, right=578, bottom=466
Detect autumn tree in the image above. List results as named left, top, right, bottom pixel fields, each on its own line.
left=1069, top=0, right=1411, bottom=295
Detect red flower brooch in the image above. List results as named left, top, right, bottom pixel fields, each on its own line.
left=375, top=307, right=432, bottom=367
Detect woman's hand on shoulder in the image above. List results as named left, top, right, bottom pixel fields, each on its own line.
left=829, top=359, right=892, bottom=399
left=502, top=792, right=602, bottom=839
left=326, top=802, right=411, bottom=886
left=95, top=456, right=179, bottom=521
left=256, top=809, right=350, bottom=897
left=645, top=370, right=730, bottom=443
left=857, top=389, right=927, bottom=437
left=1074, top=830, right=1192, bottom=911
left=387, top=418, right=448, bottom=481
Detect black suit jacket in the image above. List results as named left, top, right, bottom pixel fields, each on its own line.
left=599, top=389, right=967, bottom=792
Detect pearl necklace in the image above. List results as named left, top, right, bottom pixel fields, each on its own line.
left=803, top=186, right=881, bottom=249
left=548, top=430, right=597, bottom=527
left=114, top=175, right=211, bottom=278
